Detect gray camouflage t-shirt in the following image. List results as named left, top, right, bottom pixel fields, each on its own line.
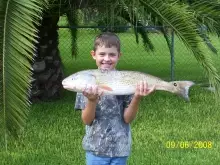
left=74, top=93, right=133, bottom=157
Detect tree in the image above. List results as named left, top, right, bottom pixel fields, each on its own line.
left=1, top=0, right=220, bottom=150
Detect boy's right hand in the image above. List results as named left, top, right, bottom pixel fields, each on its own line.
left=82, top=85, right=103, bottom=102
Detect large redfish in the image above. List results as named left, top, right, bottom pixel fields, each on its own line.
left=62, top=69, right=194, bottom=101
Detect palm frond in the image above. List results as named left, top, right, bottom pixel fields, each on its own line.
left=66, top=9, right=78, bottom=58
left=118, top=0, right=154, bottom=51
left=186, top=0, right=220, bottom=32
left=161, top=26, right=173, bottom=55
left=184, top=0, right=220, bottom=54
left=0, top=0, right=47, bottom=148
left=139, top=0, right=220, bottom=97
left=0, top=0, right=5, bottom=148
left=198, top=27, right=218, bottom=54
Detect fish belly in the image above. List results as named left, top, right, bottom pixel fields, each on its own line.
left=103, top=85, right=136, bottom=95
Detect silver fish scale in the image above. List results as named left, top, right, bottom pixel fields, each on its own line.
left=91, top=70, right=162, bottom=87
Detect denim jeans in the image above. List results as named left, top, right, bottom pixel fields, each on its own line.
left=86, top=152, right=128, bottom=165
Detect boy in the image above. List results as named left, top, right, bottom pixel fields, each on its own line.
left=74, top=32, right=155, bottom=165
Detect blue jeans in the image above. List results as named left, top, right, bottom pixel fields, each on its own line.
left=86, top=152, right=128, bottom=165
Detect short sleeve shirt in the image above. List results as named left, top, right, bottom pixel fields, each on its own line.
left=75, top=93, right=133, bottom=157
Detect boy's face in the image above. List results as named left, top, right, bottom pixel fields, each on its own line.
left=91, top=45, right=121, bottom=70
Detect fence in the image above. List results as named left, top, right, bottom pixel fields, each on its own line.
left=58, top=25, right=220, bottom=83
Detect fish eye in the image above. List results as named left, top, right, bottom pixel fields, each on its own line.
left=173, top=83, right=177, bottom=86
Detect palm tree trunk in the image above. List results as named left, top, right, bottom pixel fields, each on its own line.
left=30, top=14, right=64, bottom=102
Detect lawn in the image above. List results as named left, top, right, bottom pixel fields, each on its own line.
left=0, top=28, right=220, bottom=165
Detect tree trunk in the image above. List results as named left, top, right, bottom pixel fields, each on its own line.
left=30, top=14, right=64, bottom=102
left=29, top=0, right=91, bottom=102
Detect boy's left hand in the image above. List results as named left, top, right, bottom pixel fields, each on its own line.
left=134, top=81, right=155, bottom=98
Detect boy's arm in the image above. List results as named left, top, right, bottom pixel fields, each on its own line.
left=123, top=81, right=155, bottom=124
left=81, top=85, right=102, bottom=125
left=123, top=96, right=141, bottom=124
left=82, top=99, right=97, bottom=125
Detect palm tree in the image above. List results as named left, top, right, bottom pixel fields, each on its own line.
left=0, top=0, right=48, bottom=150
left=1, top=0, right=220, bottom=150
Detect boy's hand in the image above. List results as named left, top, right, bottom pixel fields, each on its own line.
left=83, top=85, right=103, bottom=102
left=134, top=81, right=155, bottom=98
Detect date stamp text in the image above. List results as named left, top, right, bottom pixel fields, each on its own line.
left=165, top=141, right=213, bottom=149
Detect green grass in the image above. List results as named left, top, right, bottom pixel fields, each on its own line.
left=1, top=30, right=220, bottom=164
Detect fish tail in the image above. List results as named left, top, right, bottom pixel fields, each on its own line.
left=173, top=81, right=194, bottom=101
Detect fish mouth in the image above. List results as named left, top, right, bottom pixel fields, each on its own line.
left=62, top=80, right=67, bottom=86
left=62, top=80, right=72, bottom=89
left=62, top=80, right=76, bottom=90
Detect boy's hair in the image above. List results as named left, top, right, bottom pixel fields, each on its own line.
left=93, top=32, right=121, bottom=52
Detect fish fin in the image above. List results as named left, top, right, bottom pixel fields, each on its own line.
left=99, top=85, right=113, bottom=91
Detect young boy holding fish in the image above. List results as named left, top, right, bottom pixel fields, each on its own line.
left=74, top=32, right=155, bottom=165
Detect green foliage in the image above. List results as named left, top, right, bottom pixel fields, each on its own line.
left=66, top=10, right=78, bottom=57
left=0, top=0, right=47, bottom=149
left=0, top=0, right=5, bottom=151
